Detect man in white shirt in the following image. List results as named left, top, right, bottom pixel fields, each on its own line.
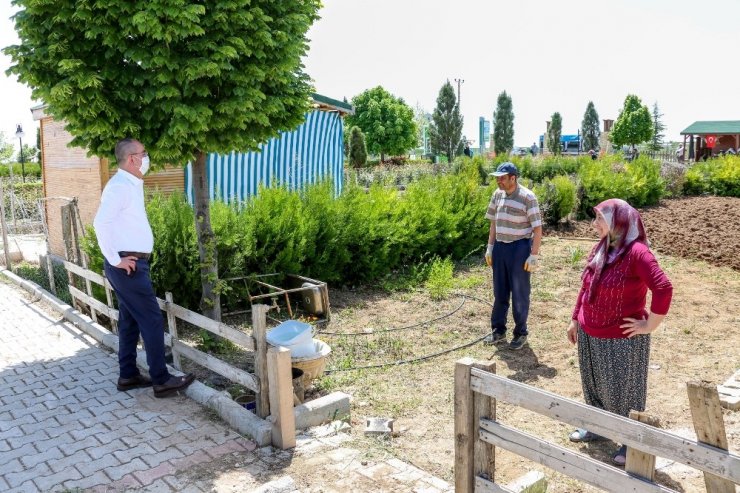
left=94, top=138, right=194, bottom=398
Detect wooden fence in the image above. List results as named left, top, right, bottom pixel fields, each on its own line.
left=454, top=358, right=740, bottom=493
left=63, top=261, right=295, bottom=449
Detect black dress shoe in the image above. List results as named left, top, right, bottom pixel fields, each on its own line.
left=117, top=374, right=152, bottom=391
left=153, top=373, right=196, bottom=398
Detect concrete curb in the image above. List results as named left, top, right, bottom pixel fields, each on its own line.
left=0, top=267, right=272, bottom=446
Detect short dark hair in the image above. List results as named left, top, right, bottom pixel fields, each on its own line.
left=114, top=138, right=138, bottom=165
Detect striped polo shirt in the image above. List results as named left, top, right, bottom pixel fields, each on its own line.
left=485, top=184, right=543, bottom=242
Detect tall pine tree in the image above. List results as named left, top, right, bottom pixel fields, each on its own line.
left=548, top=112, right=563, bottom=155
left=581, top=101, right=601, bottom=152
left=493, top=91, right=514, bottom=155
left=428, top=81, right=463, bottom=163
left=349, top=126, right=368, bottom=167
left=649, top=102, right=665, bottom=151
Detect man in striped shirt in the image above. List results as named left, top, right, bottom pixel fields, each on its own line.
left=483, top=162, right=543, bottom=350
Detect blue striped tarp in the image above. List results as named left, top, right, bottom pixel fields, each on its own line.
left=185, top=110, right=344, bottom=204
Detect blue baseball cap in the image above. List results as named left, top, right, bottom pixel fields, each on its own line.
left=489, top=162, right=519, bottom=177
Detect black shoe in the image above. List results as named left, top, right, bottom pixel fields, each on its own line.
left=153, top=373, right=196, bottom=398
left=117, top=374, right=152, bottom=391
left=483, top=332, right=506, bottom=345
left=509, top=335, right=528, bottom=350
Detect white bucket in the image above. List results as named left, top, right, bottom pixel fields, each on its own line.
left=267, top=320, right=313, bottom=351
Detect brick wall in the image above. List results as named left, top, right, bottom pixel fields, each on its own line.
left=41, top=117, right=104, bottom=257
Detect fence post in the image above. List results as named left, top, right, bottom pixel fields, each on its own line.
left=37, top=199, right=56, bottom=294
left=473, top=361, right=496, bottom=483
left=253, top=304, right=270, bottom=419
left=0, top=181, right=12, bottom=272
left=454, top=357, right=475, bottom=493
left=267, top=346, right=296, bottom=449
left=687, top=381, right=735, bottom=493
left=626, top=410, right=659, bottom=481
left=165, top=292, right=182, bottom=370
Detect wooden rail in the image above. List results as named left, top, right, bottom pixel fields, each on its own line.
left=454, top=358, right=739, bottom=493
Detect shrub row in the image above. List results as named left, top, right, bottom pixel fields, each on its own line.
left=84, top=161, right=492, bottom=310
left=683, top=155, right=740, bottom=197
left=0, top=162, right=42, bottom=178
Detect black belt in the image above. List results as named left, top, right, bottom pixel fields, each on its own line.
left=118, top=251, right=151, bottom=260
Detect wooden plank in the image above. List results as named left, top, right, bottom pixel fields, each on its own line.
left=253, top=304, right=270, bottom=419
left=63, top=261, right=107, bottom=286
left=454, top=357, right=475, bottom=493
left=473, top=361, right=496, bottom=483
left=687, top=381, right=735, bottom=493
left=627, top=411, right=660, bottom=481
left=159, top=299, right=255, bottom=351
left=474, top=477, right=515, bottom=493
left=104, top=279, right=117, bottom=333
left=165, top=292, right=182, bottom=371
left=470, top=369, right=740, bottom=484
left=172, top=340, right=259, bottom=392
left=479, top=420, right=677, bottom=493
left=68, top=285, right=119, bottom=321
left=267, top=346, right=296, bottom=450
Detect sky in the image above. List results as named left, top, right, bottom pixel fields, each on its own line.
left=2, top=0, right=739, bottom=152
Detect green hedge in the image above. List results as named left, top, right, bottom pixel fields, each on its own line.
left=83, top=162, right=492, bottom=310
left=683, top=155, right=740, bottom=197
left=0, top=162, right=42, bottom=178
left=534, top=175, right=578, bottom=225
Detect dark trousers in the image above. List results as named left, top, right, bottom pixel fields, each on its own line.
left=491, top=238, right=531, bottom=337
left=104, top=259, right=170, bottom=385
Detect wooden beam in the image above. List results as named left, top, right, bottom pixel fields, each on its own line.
left=267, top=346, right=296, bottom=449
left=474, top=476, right=515, bottom=493
left=68, top=285, right=119, bottom=321
left=63, top=261, right=107, bottom=286
left=172, top=340, right=259, bottom=392
left=626, top=411, right=660, bottom=481
left=473, top=361, right=496, bottom=483
left=479, top=420, right=677, bottom=493
left=165, top=292, right=182, bottom=370
left=253, top=304, right=270, bottom=419
left=687, top=381, right=735, bottom=493
left=470, top=369, right=740, bottom=484
left=454, top=357, right=475, bottom=493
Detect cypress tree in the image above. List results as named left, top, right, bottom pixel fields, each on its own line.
left=349, top=126, right=368, bottom=167
left=548, top=112, right=563, bottom=155
left=493, top=91, right=514, bottom=155
left=581, top=101, right=600, bottom=152
left=428, top=81, right=464, bottom=163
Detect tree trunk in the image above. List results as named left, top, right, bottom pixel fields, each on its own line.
left=192, top=150, right=221, bottom=321
left=380, top=152, right=385, bottom=164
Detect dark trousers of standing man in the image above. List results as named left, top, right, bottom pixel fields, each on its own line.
left=491, top=238, right=532, bottom=337
left=104, top=259, right=171, bottom=385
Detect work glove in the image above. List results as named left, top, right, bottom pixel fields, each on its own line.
left=485, top=244, right=493, bottom=267
left=524, top=254, right=539, bottom=272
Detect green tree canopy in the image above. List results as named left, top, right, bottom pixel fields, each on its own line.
left=345, top=86, right=416, bottom=162
left=548, top=112, right=563, bottom=155
left=649, top=102, right=665, bottom=151
left=581, top=101, right=600, bottom=152
left=493, top=91, right=514, bottom=155
left=348, top=126, right=368, bottom=167
left=428, top=80, right=463, bottom=163
left=4, top=0, right=320, bottom=319
left=610, top=94, right=654, bottom=151
left=0, top=133, right=14, bottom=164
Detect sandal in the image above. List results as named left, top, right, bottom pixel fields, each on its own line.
left=612, top=445, right=627, bottom=466
left=569, top=428, right=603, bottom=443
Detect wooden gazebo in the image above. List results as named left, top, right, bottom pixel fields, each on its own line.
left=680, top=121, right=740, bottom=161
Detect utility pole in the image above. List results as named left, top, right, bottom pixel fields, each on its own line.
left=454, top=78, right=464, bottom=108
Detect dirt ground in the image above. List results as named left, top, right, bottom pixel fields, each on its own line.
left=287, top=197, right=740, bottom=492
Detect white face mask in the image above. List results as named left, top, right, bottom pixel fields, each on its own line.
left=139, top=155, right=150, bottom=175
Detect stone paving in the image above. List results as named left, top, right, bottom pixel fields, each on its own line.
left=0, top=276, right=453, bottom=492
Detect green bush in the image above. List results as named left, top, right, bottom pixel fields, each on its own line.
left=0, top=162, right=42, bottom=178
left=83, top=170, right=492, bottom=310
left=578, top=155, right=664, bottom=216
left=684, top=156, right=740, bottom=197
left=534, top=175, right=578, bottom=225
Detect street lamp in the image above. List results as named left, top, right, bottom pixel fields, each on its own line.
left=454, top=78, right=464, bottom=109
left=15, top=124, right=25, bottom=183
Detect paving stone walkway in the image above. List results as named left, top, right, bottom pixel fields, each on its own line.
left=0, top=277, right=453, bottom=492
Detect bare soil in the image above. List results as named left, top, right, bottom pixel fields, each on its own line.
left=288, top=197, right=740, bottom=492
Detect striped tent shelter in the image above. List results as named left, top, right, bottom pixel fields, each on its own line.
left=185, top=94, right=353, bottom=205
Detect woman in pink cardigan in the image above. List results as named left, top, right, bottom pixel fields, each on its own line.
left=566, top=199, right=673, bottom=466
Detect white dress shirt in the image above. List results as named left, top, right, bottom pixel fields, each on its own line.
left=93, top=169, right=154, bottom=266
